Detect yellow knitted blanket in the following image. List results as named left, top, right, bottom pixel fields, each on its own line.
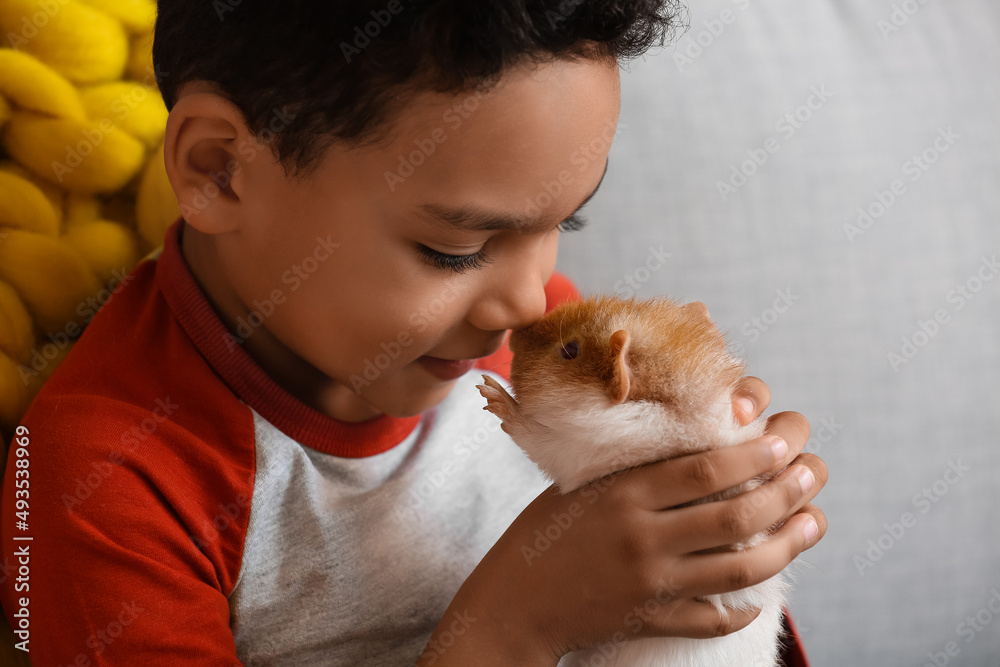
left=0, top=0, right=178, bottom=457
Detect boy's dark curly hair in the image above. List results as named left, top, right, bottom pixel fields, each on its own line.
left=153, top=0, right=686, bottom=180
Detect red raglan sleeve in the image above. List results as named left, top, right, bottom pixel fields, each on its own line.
left=1, top=389, right=255, bottom=666
left=778, top=609, right=810, bottom=667
left=475, top=271, right=811, bottom=665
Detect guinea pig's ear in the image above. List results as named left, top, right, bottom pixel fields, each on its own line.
left=607, top=329, right=631, bottom=404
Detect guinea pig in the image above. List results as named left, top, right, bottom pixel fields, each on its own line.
left=476, top=294, right=790, bottom=667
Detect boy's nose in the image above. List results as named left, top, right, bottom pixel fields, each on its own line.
left=472, top=274, right=548, bottom=334
left=500, top=283, right=549, bottom=332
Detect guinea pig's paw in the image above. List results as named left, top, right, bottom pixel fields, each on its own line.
left=476, top=374, right=518, bottom=420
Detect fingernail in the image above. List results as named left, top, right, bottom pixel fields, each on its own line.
left=736, top=397, right=753, bottom=419
left=769, top=437, right=788, bottom=462
left=803, top=518, right=818, bottom=542
left=795, top=466, right=814, bottom=494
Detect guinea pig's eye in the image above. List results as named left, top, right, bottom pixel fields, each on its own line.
left=560, top=340, right=580, bottom=360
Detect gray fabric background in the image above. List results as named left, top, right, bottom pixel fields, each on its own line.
left=553, top=1, right=1000, bottom=664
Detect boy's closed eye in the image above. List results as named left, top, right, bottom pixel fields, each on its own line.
left=415, top=212, right=589, bottom=274
left=410, top=155, right=608, bottom=274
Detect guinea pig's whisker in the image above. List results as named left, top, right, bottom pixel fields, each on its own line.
left=558, top=309, right=567, bottom=350
left=482, top=360, right=506, bottom=373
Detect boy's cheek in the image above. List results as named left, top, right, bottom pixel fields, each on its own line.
left=409, top=310, right=428, bottom=333
left=363, top=328, right=420, bottom=369
left=281, top=269, right=302, bottom=291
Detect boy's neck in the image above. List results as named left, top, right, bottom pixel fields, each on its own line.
left=179, top=222, right=384, bottom=423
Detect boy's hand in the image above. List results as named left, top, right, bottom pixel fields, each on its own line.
left=732, top=375, right=771, bottom=427
left=417, top=376, right=827, bottom=666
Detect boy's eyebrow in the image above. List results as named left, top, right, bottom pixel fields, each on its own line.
left=417, top=157, right=610, bottom=232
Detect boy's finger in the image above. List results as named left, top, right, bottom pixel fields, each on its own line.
left=732, top=376, right=770, bottom=424
left=669, top=510, right=825, bottom=600
left=650, top=453, right=827, bottom=554
left=623, top=434, right=790, bottom=510
left=763, top=411, right=811, bottom=469
left=769, top=453, right=828, bottom=526
left=634, top=597, right=763, bottom=640
left=792, top=503, right=828, bottom=551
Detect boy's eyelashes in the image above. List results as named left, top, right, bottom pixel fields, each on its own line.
left=556, top=212, right=588, bottom=233
left=415, top=213, right=589, bottom=275
left=415, top=244, right=494, bottom=274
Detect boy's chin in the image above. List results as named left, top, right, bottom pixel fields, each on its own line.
left=366, top=377, right=459, bottom=419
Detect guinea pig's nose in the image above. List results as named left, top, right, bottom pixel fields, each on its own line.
left=685, top=301, right=710, bottom=319
left=684, top=301, right=719, bottom=332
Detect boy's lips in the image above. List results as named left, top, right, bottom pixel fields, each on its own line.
left=417, top=336, right=507, bottom=381
left=417, top=356, right=479, bottom=381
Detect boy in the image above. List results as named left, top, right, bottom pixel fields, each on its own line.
left=1, top=1, right=827, bottom=664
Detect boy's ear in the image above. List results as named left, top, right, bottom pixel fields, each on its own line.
left=163, top=91, right=259, bottom=234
